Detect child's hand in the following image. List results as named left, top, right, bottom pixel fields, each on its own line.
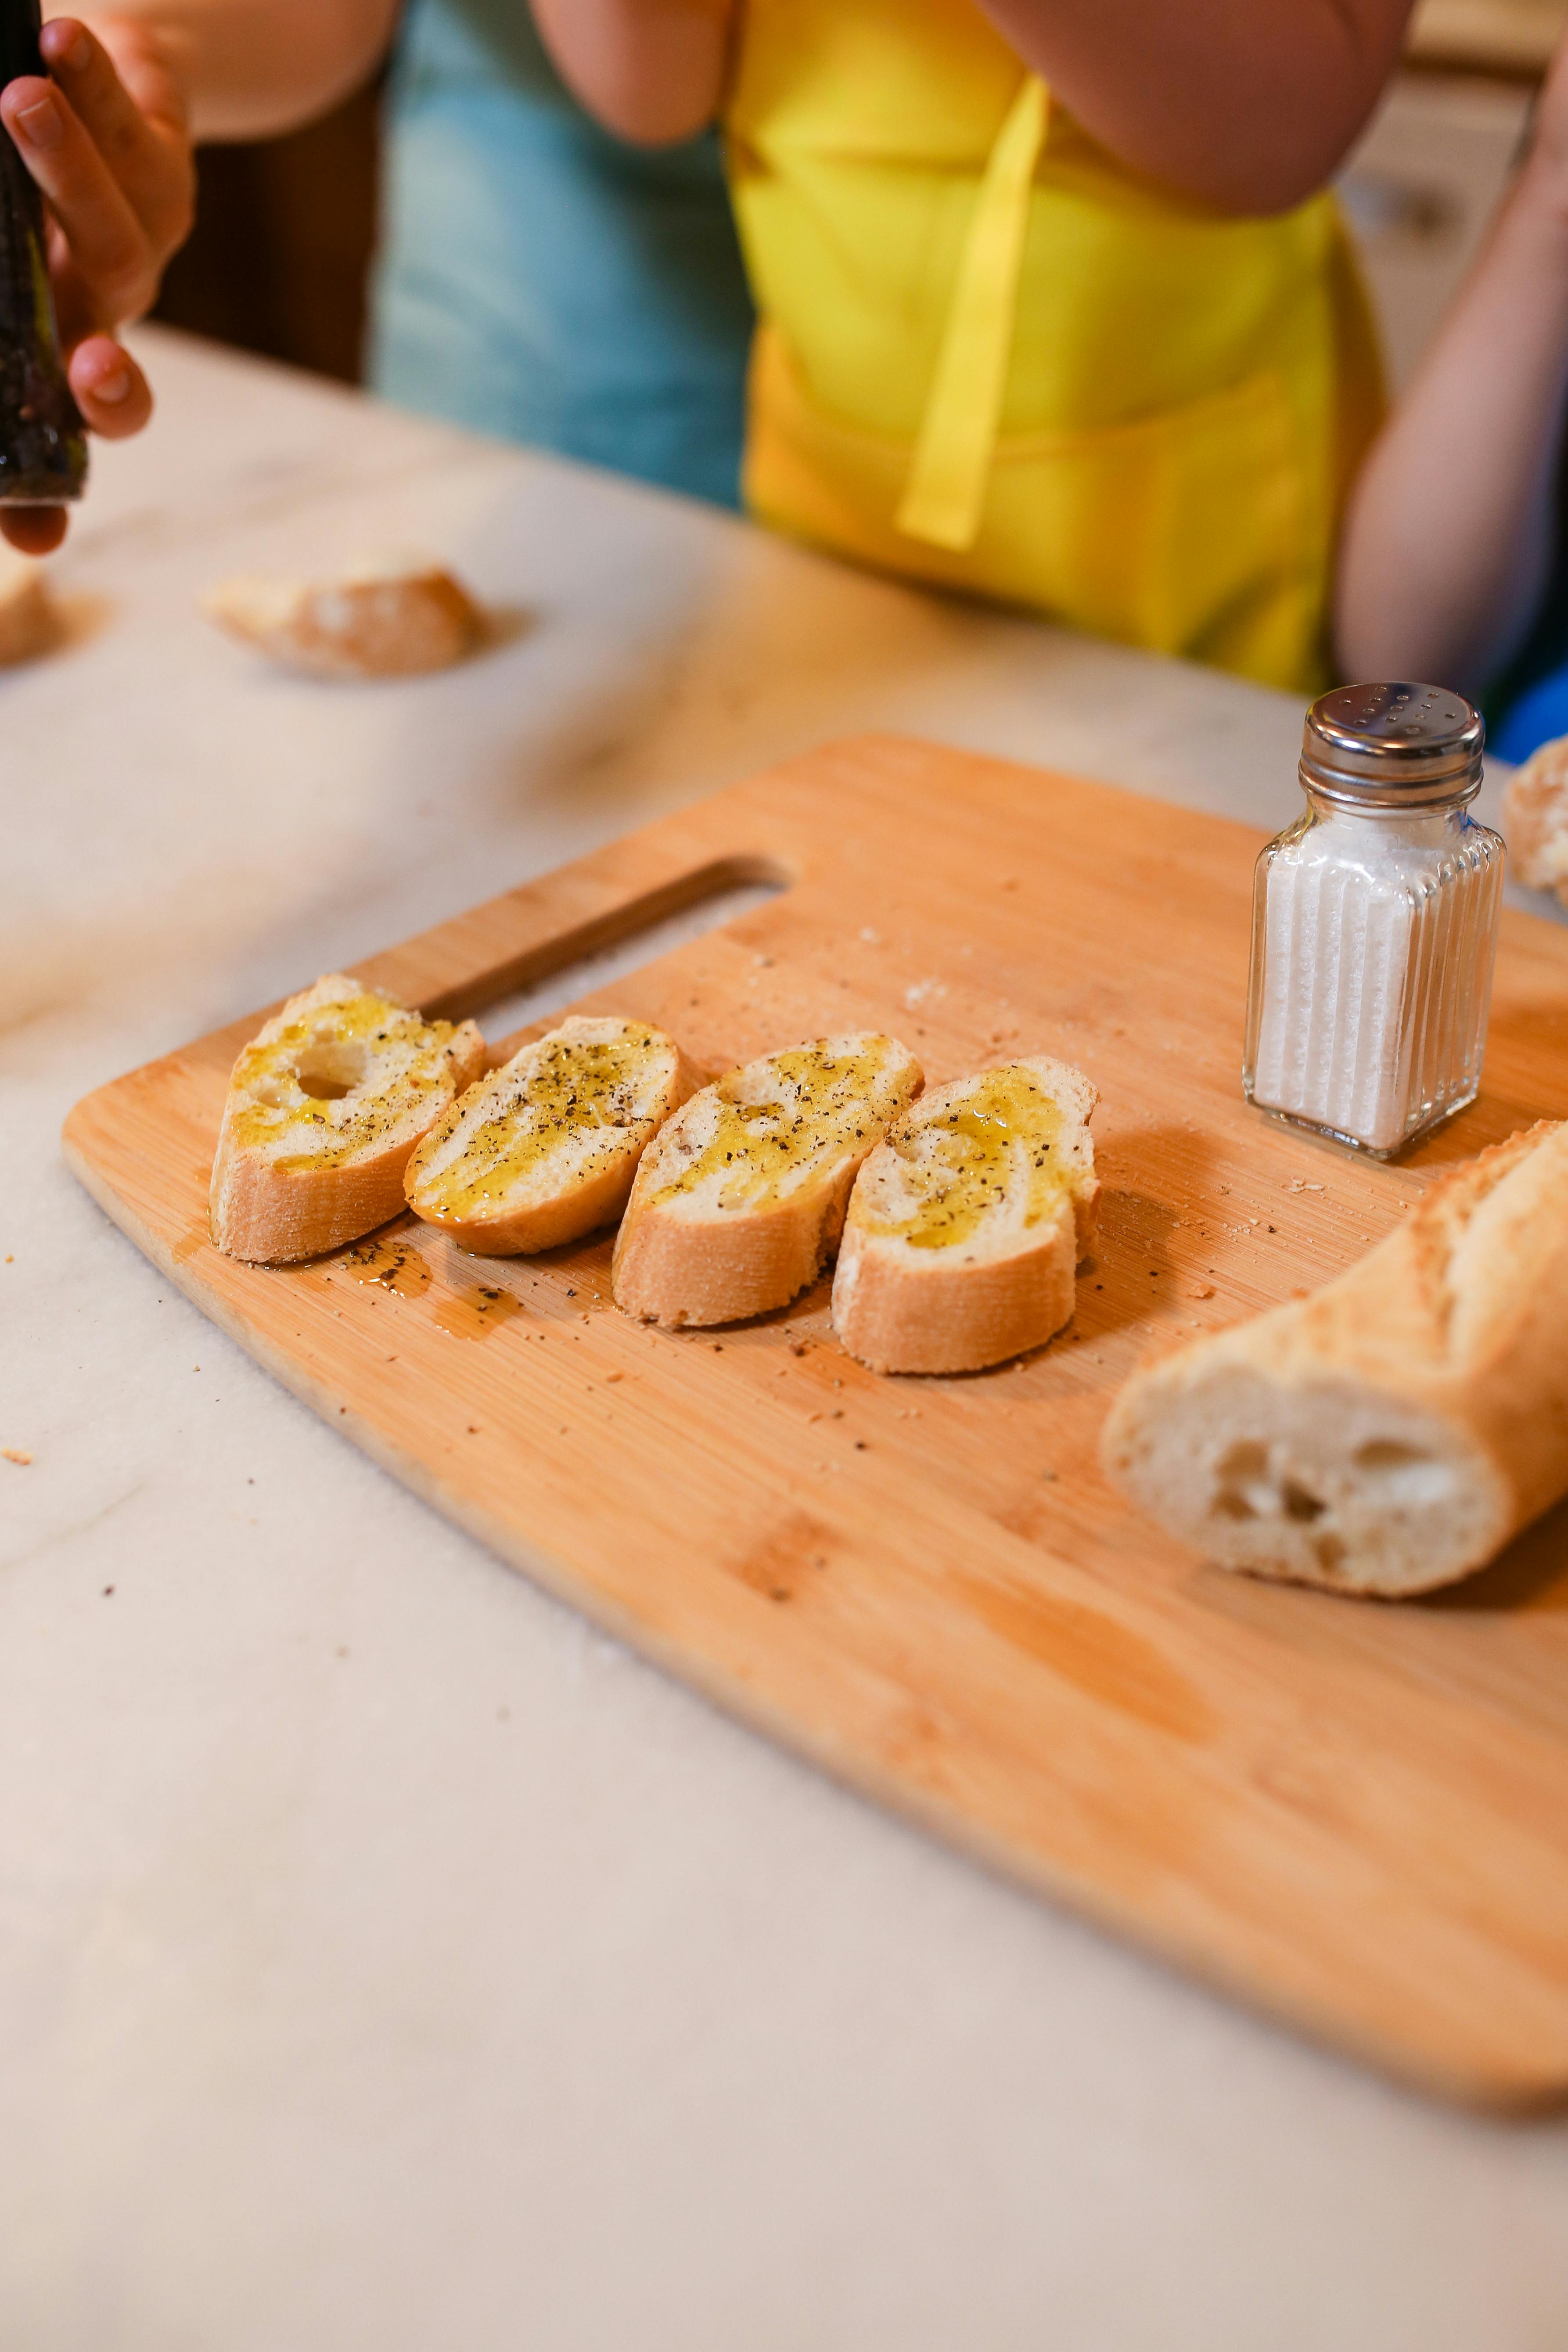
left=0, top=14, right=194, bottom=553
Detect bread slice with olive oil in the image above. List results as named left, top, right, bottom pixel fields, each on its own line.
left=404, top=1014, right=699, bottom=1254
left=832, top=1057, right=1099, bottom=1374
left=612, top=1033, right=924, bottom=1327
left=210, top=973, right=485, bottom=1263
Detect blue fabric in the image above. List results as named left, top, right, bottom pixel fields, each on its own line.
left=1489, top=660, right=1568, bottom=764
left=368, top=0, right=754, bottom=507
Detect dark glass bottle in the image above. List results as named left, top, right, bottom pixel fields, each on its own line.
left=0, top=0, right=85, bottom=500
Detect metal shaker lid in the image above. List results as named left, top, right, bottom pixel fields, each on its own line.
left=1301, top=683, right=1485, bottom=809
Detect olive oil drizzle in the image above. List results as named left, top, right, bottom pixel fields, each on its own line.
left=230, top=990, right=463, bottom=1173
left=653, top=1042, right=905, bottom=1211
left=857, top=1066, right=1076, bottom=1251
left=416, top=1029, right=662, bottom=1221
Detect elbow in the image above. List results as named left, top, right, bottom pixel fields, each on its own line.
left=584, top=90, right=718, bottom=147
left=1143, top=90, right=1386, bottom=215
left=1178, top=141, right=1360, bottom=218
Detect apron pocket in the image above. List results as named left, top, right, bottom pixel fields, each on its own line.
left=745, top=322, right=1320, bottom=690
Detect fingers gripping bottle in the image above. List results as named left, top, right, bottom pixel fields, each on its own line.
left=0, top=0, right=86, bottom=500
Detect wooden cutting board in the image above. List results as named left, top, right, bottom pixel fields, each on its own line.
left=63, top=736, right=1568, bottom=2107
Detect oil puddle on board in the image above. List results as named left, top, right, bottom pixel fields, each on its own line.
left=340, top=1227, right=523, bottom=1340
left=431, top=1283, right=522, bottom=1341
left=342, top=1231, right=432, bottom=1298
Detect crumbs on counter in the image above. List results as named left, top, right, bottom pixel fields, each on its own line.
left=3, top=1447, right=32, bottom=1465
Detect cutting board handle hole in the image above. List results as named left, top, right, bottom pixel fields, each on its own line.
left=456, top=855, right=792, bottom=1043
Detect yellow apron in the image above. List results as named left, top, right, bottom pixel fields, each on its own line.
left=725, top=0, right=1383, bottom=691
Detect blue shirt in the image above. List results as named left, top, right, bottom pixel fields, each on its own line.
left=1490, top=661, right=1568, bottom=766
left=368, top=0, right=754, bottom=508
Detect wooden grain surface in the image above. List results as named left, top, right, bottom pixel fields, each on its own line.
left=62, top=736, right=1568, bottom=2107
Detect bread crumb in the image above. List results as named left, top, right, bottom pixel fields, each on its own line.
left=2, top=1447, right=31, bottom=1465
left=0, top=556, right=58, bottom=665
left=204, top=557, right=482, bottom=679
left=604, top=1370, right=623, bottom=1383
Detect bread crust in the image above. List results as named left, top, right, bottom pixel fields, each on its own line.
left=204, top=561, right=482, bottom=680
left=1502, top=737, right=1568, bottom=906
left=209, top=975, right=485, bottom=1264
left=833, top=1057, right=1099, bottom=1374
left=612, top=1033, right=923, bottom=1327
left=0, top=554, right=56, bottom=666
left=1101, top=1120, right=1568, bottom=1597
left=403, top=1016, right=700, bottom=1254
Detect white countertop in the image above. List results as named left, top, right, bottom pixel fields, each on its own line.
left=4, top=326, right=1565, bottom=2352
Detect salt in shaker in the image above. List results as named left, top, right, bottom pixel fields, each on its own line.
left=1243, top=683, right=1504, bottom=1158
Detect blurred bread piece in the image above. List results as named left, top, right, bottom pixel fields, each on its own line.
left=1502, top=735, right=1568, bottom=906
left=0, top=551, right=57, bottom=665
left=405, top=1014, right=699, bottom=1254
left=204, top=554, right=483, bottom=679
left=1101, top=1121, right=1568, bottom=1598
left=613, top=1033, right=923, bottom=1327
left=211, top=973, right=485, bottom=1263
left=833, top=1057, right=1098, bottom=1374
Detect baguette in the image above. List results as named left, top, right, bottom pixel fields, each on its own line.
left=210, top=973, right=485, bottom=1263
left=204, top=556, right=482, bottom=679
left=832, top=1057, right=1098, bottom=1374
left=613, top=1033, right=923, bottom=1327
left=1101, top=1120, right=1568, bottom=1597
left=1501, top=735, right=1568, bottom=908
left=404, top=1014, right=699, bottom=1253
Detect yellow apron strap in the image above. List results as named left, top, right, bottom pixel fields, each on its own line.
left=895, top=73, right=1049, bottom=552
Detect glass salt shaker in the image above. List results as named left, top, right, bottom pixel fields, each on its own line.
left=1243, top=683, right=1504, bottom=1158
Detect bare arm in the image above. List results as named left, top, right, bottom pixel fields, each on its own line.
left=1335, top=43, right=1568, bottom=695
left=530, top=0, right=730, bottom=147
left=64, top=0, right=400, bottom=141
left=533, top=0, right=1413, bottom=212
left=980, top=0, right=1414, bottom=214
